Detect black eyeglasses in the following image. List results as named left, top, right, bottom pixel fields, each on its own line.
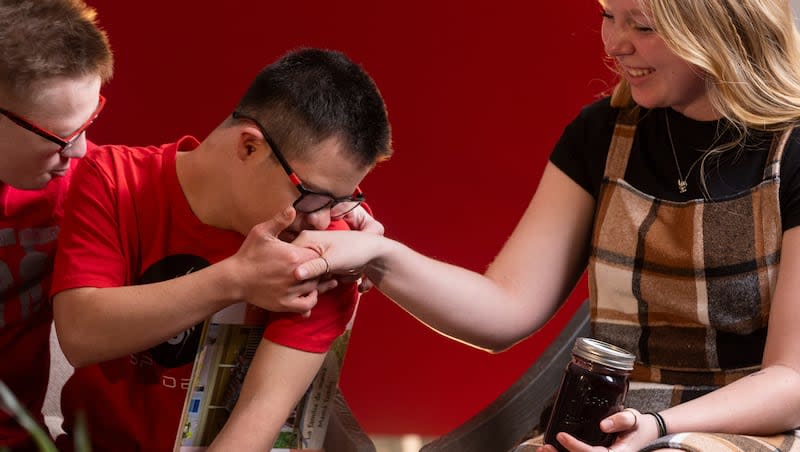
left=232, top=111, right=365, bottom=219
left=0, top=94, right=106, bottom=155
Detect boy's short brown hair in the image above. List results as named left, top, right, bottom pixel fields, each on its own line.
left=0, top=0, right=114, bottom=98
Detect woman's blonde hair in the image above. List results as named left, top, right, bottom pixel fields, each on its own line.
left=610, top=0, right=800, bottom=133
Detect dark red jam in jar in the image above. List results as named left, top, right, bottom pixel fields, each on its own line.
left=543, top=337, right=635, bottom=452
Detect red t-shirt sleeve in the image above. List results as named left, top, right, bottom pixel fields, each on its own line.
left=262, top=283, right=358, bottom=353
left=51, top=150, right=129, bottom=297
left=262, top=217, right=360, bottom=353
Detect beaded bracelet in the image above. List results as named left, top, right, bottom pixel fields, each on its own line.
left=645, top=411, right=668, bottom=437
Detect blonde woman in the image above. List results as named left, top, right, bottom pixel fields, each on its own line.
left=291, top=0, right=800, bottom=451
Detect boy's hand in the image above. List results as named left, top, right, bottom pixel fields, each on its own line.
left=226, top=207, right=337, bottom=317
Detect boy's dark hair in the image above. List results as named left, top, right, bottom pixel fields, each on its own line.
left=236, top=48, right=392, bottom=167
left=0, top=0, right=114, bottom=98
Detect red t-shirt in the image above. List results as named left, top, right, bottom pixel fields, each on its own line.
left=51, top=137, right=357, bottom=452
left=0, top=156, right=80, bottom=450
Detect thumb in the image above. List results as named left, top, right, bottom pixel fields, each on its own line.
left=260, top=206, right=296, bottom=238
left=295, top=257, right=329, bottom=280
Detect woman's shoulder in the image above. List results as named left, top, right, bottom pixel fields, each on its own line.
left=776, top=126, right=800, bottom=231
left=557, top=97, right=619, bottom=140
left=556, top=97, right=631, bottom=152
left=779, top=126, right=800, bottom=166
left=788, top=126, right=800, bottom=147
left=550, top=97, right=622, bottom=198
left=575, top=96, right=618, bottom=122
left=780, top=126, right=800, bottom=177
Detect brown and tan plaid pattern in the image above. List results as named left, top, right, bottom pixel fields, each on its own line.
left=515, top=430, right=800, bottom=451
left=581, top=109, right=797, bottom=451
left=640, top=430, right=800, bottom=452
left=589, top=109, right=787, bottom=382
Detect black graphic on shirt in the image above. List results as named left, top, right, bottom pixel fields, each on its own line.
left=136, top=254, right=210, bottom=368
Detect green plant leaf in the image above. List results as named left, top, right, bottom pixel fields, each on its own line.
left=0, top=379, right=58, bottom=452
left=73, top=411, right=91, bottom=452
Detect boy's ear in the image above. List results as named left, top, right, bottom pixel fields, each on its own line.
left=236, top=131, right=261, bottom=161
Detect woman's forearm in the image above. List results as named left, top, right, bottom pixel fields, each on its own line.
left=364, top=238, right=562, bottom=351
left=659, top=365, right=800, bottom=435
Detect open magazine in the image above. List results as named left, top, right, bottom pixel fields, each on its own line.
left=172, top=302, right=356, bottom=451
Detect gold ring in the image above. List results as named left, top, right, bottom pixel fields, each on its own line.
left=320, top=255, right=331, bottom=275
left=309, top=247, right=330, bottom=275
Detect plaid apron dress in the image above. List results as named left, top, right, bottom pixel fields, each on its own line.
left=588, top=108, right=799, bottom=451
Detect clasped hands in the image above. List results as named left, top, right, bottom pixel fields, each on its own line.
left=228, top=206, right=380, bottom=318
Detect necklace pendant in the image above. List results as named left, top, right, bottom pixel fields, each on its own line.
left=678, top=179, right=688, bottom=193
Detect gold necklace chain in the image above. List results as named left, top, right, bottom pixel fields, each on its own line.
left=664, top=110, right=709, bottom=194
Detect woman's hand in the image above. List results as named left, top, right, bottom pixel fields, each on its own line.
left=292, top=230, right=383, bottom=283
left=339, top=205, right=384, bottom=292
left=537, top=409, right=660, bottom=452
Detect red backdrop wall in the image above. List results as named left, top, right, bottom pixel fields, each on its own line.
left=82, top=0, right=612, bottom=437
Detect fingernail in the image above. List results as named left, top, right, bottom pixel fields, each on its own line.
left=601, top=418, right=613, bottom=429
left=296, top=268, right=307, bottom=279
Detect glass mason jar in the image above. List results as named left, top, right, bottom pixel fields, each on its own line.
left=543, top=337, right=636, bottom=452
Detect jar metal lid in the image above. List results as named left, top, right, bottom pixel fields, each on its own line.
left=573, top=337, right=636, bottom=371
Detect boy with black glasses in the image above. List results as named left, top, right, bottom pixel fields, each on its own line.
left=50, top=48, right=392, bottom=451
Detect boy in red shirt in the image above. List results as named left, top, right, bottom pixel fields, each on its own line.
left=51, top=48, right=392, bottom=451
left=0, top=1, right=113, bottom=449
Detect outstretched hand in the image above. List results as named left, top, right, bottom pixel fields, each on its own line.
left=313, top=206, right=386, bottom=293
left=536, top=409, right=660, bottom=452
left=224, top=207, right=337, bottom=317
left=292, top=229, right=381, bottom=289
